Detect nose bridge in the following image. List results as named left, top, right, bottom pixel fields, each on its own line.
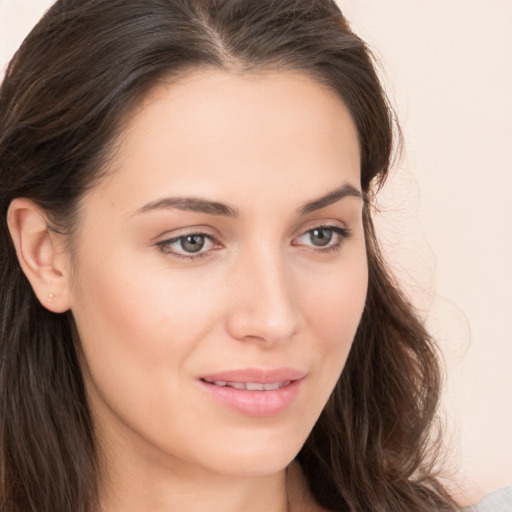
left=226, top=240, right=299, bottom=343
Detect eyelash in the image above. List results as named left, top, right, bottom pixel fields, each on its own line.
left=155, top=232, right=220, bottom=260
left=155, top=225, right=351, bottom=260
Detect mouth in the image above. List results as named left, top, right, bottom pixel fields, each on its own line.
left=200, top=379, right=292, bottom=391
left=198, top=368, right=305, bottom=416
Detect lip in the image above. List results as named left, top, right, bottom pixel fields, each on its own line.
left=200, top=367, right=306, bottom=384
left=199, top=367, right=306, bottom=417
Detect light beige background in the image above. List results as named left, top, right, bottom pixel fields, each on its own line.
left=1, top=0, right=511, bottom=504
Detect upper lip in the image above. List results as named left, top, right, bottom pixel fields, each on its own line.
left=200, top=367, right=306, bottom=384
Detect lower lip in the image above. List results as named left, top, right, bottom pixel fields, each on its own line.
left=199, top=379, right=303, bottom=417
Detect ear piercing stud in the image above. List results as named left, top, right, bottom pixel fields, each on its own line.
left=48, top=293, right=55, bottom=303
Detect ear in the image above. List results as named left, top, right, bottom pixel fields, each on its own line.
left=7, top=198, right=72, bottom=313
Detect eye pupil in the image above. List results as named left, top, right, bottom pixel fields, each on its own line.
left=310, top=228, right=332, bottom=247
left=181, top=235, right=205, bottom=253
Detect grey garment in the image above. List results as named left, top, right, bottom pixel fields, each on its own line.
left=462, top=486, right=511, bottom=512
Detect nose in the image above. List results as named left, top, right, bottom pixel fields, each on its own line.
left=225, top=245, right=300, bottom=345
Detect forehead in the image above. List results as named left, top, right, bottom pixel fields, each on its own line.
left=90, top=69, right=361, bottom=214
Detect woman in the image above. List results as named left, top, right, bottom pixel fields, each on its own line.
left=0, top=1, right=463, bottom=511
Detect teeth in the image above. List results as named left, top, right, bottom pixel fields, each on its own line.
left=246, top=382, right=265, bottom=391
left=208, top=380, right=290, bottom=390
left=227, top=381, right=246, bottom=390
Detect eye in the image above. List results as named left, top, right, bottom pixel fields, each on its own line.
left=156, top=232, right=219, bottom=259
left=293, top=225, right=350, bottom=251
left=308, top=227, right=334, bottom=247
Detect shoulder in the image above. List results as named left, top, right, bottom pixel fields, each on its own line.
left=461, top=486, right=511, bottom=512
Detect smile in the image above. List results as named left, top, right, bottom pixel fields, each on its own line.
left=202, top=379, right=292, bottom=391
left=198, top=368, right=305, bottom=416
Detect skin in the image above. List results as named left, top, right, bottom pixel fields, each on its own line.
left=9, top=70, right=367, bottom=512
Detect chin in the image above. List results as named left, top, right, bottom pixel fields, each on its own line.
left=189, top=429, right=306, bottom=478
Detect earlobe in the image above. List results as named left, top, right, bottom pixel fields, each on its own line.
left=7, top=198, right=72, bottom=313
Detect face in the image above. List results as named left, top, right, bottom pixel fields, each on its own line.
left=67, top=70, right=367, bottom=478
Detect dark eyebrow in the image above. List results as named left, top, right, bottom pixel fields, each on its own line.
left=134, top=183, right=362, bottom=217
left=299, top=183, right=363, bottom=214
left=134, top=196, right=239, bottom=217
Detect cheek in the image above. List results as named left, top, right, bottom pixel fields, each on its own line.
left=308, top=255, right=367, bottom=380
left=69, top=251, right=226, bottom=418
left=72, top=252, right=221, bottom=355
left=302, top=254, right=368, bottom=349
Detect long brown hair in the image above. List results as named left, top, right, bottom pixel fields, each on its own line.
left=0, top=1, right=457, bottom=510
